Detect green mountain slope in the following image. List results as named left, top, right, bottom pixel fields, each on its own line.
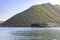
left=2, top=3, right=60, bottom=27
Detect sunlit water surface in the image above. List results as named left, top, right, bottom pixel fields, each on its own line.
left=0, top=27, right=60, bottom=40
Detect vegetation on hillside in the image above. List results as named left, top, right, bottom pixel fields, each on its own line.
left=1, top=3, right=60, bottom=27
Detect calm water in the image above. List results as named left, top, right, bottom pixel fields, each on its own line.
left=0, top=27, right=60, bottom=40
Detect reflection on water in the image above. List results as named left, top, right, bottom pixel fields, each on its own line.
left=11, top=29, right=60, bottom=40
left=0, top=27, right=60, bottom=40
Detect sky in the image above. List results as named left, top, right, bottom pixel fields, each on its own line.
left=0, top=0, right=60, bottom=21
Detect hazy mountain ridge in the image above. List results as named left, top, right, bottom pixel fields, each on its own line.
left=1, top=3, right=60, bottom=27
left=0, top=21, right=4, bottom=26
left=0, top=21, right=4, bottom=23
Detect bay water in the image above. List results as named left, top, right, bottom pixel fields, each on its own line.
left=0, top=27, right=60, bottom=40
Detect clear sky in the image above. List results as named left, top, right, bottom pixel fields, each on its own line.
left=0, top=0, right=60, bottom=21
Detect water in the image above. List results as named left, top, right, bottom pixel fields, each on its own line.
left=0, top=27, right=60, bottom=40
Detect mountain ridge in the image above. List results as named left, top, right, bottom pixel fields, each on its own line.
left=1, top=3, right=60, bottom=27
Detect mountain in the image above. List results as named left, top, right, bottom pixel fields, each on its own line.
left=1, top=3, right=60, bottom=27
left=0, top=21, right=4, bottom=23
left=0, top=21, right=4, bottom=26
